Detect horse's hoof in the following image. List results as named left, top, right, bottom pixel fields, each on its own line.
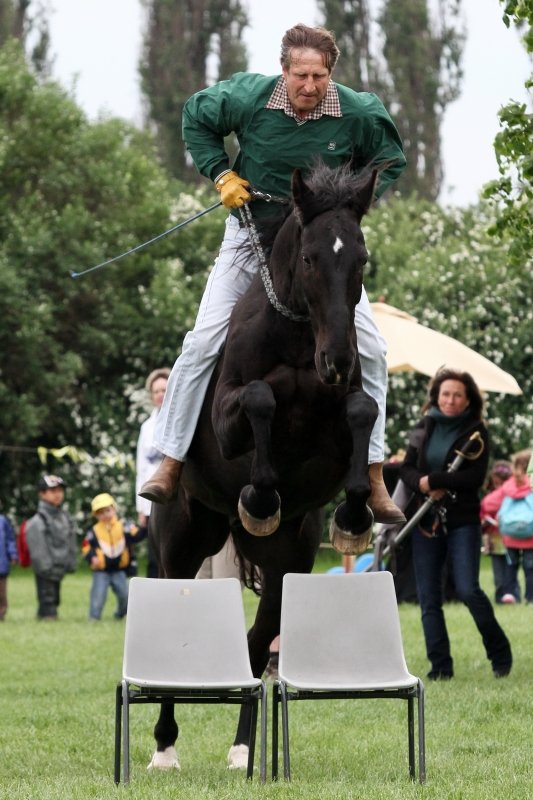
left=329, top=504, right=374, bottom=555
left=227, top=743, right=249, bottom=769
left=238, top=489, right=281, bottom=536
left=147, top=746, right=180, bottom=770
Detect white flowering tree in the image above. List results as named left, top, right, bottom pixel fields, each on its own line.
left=363, top=193, right=532, bottom=461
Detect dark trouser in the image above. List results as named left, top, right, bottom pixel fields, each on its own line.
left=412, top=524, right=512, bottom=675
left=35, top=574, right=61, bottom=618
left=506, top=547, right=533, bottom=602
left=0, top=575, right=8, bottom=620
left=491, top=553, right=521, bottom=602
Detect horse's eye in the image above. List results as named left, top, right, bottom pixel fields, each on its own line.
left=302, top=254, right=311, bottom=266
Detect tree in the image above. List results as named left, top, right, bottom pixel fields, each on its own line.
left=0, top=0, right=51, bottom=74
left=139, top=0, right=249, bottom=181
left=0, top=41, right=226, bottom=516
left=483, top=0, right=532, bottom=269
left=317, top=0, right=381, bottom=91
left=362, top=192, right=531, bottom=460
left=319, top=0, right=465, bottom=200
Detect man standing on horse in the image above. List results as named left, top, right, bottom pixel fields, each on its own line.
left=141, top=22, right=407, bottom=525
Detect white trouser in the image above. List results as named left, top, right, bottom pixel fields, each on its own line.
left=154, top=215, right=388, bottom=464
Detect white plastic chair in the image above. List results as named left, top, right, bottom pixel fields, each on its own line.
left=114, top=577, right=267, bottom=784
left=272, top=572, right=425, bottom=783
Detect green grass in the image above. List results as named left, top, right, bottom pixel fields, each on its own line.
left=1, top=553, right=531, bottom=800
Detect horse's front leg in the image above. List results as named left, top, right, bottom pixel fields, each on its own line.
left=329, top=389, right=377, bottom=555
left=147, top=703, right=180, bottom=770
left=237, top=379, right=281, bottom=535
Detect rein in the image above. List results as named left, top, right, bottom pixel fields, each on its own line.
left=239, top=201, right=310, bottom=324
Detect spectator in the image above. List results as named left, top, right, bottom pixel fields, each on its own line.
left=0, top=513, right=18, bottom=620
left=135, top=367, right=170, bottom=577
left=480, top=460, right=520, bottom=603
left=400, top=368, right=512, bottom=679
left=82, top=493, right=145, bottom=621
left=25, top=475, right=78, bottom=620
left=483, top=449, right=533, bottom=604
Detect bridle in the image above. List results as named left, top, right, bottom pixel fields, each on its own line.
left=239, top=196, right=310, bottom=324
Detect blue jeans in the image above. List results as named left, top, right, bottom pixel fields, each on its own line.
left=89, top=570, right=129, bottom=620
left=491, top=554, right=521, bottom=603
left=506, top=547, right=533, bottom=602
left=412, top=524, right=512, bottom=675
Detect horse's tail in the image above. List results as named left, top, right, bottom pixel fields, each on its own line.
left=237, top=550, right=262, bottom=596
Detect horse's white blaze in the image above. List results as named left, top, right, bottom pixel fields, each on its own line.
left=147, top=746, right=180, bottom=770
left=333, top=236, right=344, bottom=253
left=227, top=743, right=249, bottom=769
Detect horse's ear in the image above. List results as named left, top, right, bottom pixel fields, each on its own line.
left=352, top=158, right=397, bottom=220
left=354, top=168, right=380, bottom=220
left=292, top=169, right=314, bottom=225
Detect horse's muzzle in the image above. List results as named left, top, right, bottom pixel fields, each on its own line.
left=318, top=350, right=355, bottom=386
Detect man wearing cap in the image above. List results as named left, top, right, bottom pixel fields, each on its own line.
left=82, top=493, right=144, bottom=621
left=25, top=475, right=78, bottom=620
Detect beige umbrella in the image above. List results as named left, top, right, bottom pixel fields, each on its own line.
left=371, top=302, right=522, bottom=395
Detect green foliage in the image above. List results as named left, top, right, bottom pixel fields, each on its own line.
left=363, top=193, right=532, bottom=458
left=482, top=1, right=533, bottom=269
left=0, top=0, right=51, bottom=74
left=0, top=42, right=224, bottom=519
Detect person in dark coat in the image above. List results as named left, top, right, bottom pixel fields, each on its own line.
left=400, top=368, right=512, bottom=680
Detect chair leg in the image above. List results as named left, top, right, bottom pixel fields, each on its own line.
left=279, top=682, right=291, bottom=781
left=407, top=693, right=415, bottom=780
left=114, top=684, right=122, bottom=784
left=246, top=697, right=258, bottom=780
left=121, top=681, right=130, bottom=784
left=272, top=682, right=279, bottom=781
left=259, top=681, right=267, bottom=784
left=418, top=680, right=426, bottom=784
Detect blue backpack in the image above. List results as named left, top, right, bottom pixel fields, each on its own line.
left=497, top=494, right=533, bottom=539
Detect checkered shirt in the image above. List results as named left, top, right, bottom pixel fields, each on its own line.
left=265, top=78, right=342, bottom=125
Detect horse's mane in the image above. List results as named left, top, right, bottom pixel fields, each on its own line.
left=257, top=159, right=382, bottom=252
left=304, top=159, right=375, bottom=206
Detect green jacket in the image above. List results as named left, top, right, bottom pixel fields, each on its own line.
left=182, top=72, right=406, bottom=216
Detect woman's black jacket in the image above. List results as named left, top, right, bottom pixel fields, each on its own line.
left=399, top=415, right=489, bottom=530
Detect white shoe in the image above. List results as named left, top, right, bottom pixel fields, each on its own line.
left=501, top=593, right=517, bottom=604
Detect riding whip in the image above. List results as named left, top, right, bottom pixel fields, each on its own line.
left=70, top=185, right=290, bottom=280
left=70, top=201, right=222, bottom=279
left=368, top=430, right=485, bottom=571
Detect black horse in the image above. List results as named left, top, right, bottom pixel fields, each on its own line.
left=149, top=160, right=382, bottom=770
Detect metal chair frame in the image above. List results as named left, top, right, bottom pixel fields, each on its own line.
left=272, top=572, right=426, bottom=784
left=113, top=577, right=267, bottom=784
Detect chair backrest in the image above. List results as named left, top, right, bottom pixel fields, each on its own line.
left=123, top=577, right=258, bottom=689
left=278, top=572, right=416, bottom=690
